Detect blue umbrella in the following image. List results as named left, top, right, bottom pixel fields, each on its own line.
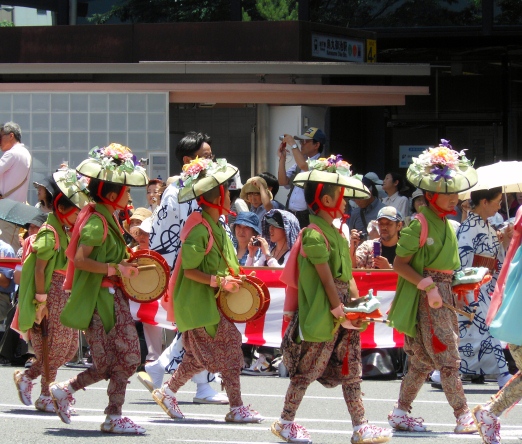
left=0, top=198, right=45, bottom=227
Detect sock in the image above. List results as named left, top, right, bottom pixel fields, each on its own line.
left=279, top=418, right=292, bottom=425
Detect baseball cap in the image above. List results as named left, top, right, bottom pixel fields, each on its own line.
left=411, top=188, right=424, bottom=200
left=377, top=206, right=403, bottom=222
left=25, top=212, right=47, bottom=229
left=295, top=127, right=327, bottom=145
left=364, top=172, right=383, bottom=185
left=265, top=211, right=284, bottom=229
left=138, top=217, right=153, bottom=234
left=229, top=172, right=243, bottom=191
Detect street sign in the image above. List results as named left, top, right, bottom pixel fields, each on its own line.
left=399, top=145, right=429, bottom=168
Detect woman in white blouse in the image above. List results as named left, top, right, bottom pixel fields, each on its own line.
left=382, top=172, right=410, bottom=221
left=245, top=209, right=300, bottom=267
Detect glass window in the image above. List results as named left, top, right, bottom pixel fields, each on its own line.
left=32, top=93, right=50, bottom=112
left=90, top=94, right=108, bottom=112
left=147, top=113, right=166, bottom=132
left=128, top=94, right=147, bottom=112
left=13, top=94, right=30, bottom=112
left=51, top=113, right=69, bottom=131
left=51, top=132, right=69, bottom=151
left=109, top=94, right=127, bottom=111
left=109, top=113, right=127, bottom=131
left=71, top=113, right=88, bottom=131
left=129, top=114, right=146, bottom=132
left=51, top=94, right=69, bottom=112
left=90, top=113, right=107, bottom=131
left=71, top=94, right=89, bottom=112
left=70, top=132, right=89, bottom=151
left=32, top=113, right=50, bottom=132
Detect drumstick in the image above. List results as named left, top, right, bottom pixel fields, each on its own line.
left=366, top=318, right=391, bottom=325
left=442, top=302, right=474, bottom=321
left=137, top=265, right=157, bottom=271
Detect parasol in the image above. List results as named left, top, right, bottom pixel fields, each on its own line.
left=0, top=198, right=44, bottom=227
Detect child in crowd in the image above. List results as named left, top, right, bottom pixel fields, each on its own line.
left=387, top=140, right=479, bottom=434
left=50, top=143, right=149, bottom=434
left=273, top=155, right=392, bottom=444
left=152, top=157, right=264, bottom=423
left=15, top=169, right=89, bottom=413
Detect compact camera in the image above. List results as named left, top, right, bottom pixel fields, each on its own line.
left=278, top=135, right=285, bottom=141
left=252, top=239, right=261, bottom=247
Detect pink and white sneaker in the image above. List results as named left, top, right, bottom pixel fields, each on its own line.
left=225, top=405, right=264, bottom=423
left=101, top=416, right=145, bottom=434
left=152, top=384, right=184, bottom=419
left=472, top=404, right=501, bottom=444
left=50, top=381, right=76, bottom=424
left=388, top=408, right=427, bottom=432
left=351, top=423, right=392, bottom=443
left=35, top=395, right=55, bottom=413
left=13, top=370, right=34, bottom=406
left=454, top=410, right=477, bottom=434
left=271, top=420, right=312, bottom=443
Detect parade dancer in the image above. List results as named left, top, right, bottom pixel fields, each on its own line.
left=151, top=157, right=263, bottom=423
left=472, top=204, right=522, bottom=444
left=50, top=144, right=149, bottom=434
left=387, top=141, right=479, bottom=434
left=14, top=169, right=89, bottom=413
left=272, top=155, right=392, bottom=444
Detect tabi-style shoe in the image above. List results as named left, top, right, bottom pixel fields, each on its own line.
left=35, top=395, right=55, bottom=413
left=225, top=405, right=264, bottom=423
left=388, top=408, right=427, bottom=432
left=13, top=370, right=34, bottom=406
left=50, top=381, right=76, bottom=424
left=101, top=416, right=145, bottom=434
left=351, top=423, right=392, bottom=443
left=152, top=384, right=184, bottom=419
left=271, top=420, right=312, bottom=443
left=454, top=410, right=478, bottom=434
left=472, top=404, right=501, bottom=444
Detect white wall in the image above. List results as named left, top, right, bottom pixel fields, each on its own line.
left=13, top=7, right=52, bottom=26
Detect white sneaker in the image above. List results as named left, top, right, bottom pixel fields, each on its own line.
left=152, top=384, right=184, bottom=419
left=430, top=370, right=441, bottom=384
left=13, top=370, right=33, bottom=406
left=472, top=404, right=501, bottom=444
left=50, top=382, right=76, bottom=424
left=498, top=372, right=512, bottom=389
left=388, top=408, right=427, bottom=432
left=271, top=420, right=312, bottom=443
left=242, top=354, right=278, bottom=376
left=351, top=423, right=392, bottom=443
left=101, top=416, right=145, bottom=434
left=225, top=405, right=264, bottom=423
left=454, top=411, right=477, bottom=434
left=35, top=395, right=55, bottom=413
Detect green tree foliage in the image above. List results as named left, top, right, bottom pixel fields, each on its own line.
left=256, top=0, right=298, bottom=20
left=0, top=20, right=13, bottom=27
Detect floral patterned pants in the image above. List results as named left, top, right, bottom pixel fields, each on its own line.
left=490, top=344, right=522, bottom=417
left=398, top=270, right=469, bottom=418
left=167, top=314, right=244, bottom=407
left=69, top=288, right=140, bottom=415
left=25, top=273, right=78, bottom=396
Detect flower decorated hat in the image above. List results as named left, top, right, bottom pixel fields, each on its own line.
left=76, top=143, right=149, bottom=186
left=293, top=154, right=371, bottom=199
left=178, top=157, right=238, bottom=203
left=52, top=168, right=91, bottom=210
left=406, top=139, right=477, bottom=194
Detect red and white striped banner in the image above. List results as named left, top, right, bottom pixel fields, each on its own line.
left=130, top=268, right=404, bottom=349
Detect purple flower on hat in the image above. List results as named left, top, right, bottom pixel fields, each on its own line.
left=440, top=139, right=452, bottom=149
left=431, top=165, right=452, bottom=181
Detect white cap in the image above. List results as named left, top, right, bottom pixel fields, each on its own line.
left=138, top=217, right=152, bottom=234
left=364, top=172, right=383, bottom=185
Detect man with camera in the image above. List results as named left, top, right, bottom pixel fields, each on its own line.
left=348, top=176, right=385, bottom=241
left=277, top=127, right=325, bottom=229
left=351, top=206, right=403, bottom=269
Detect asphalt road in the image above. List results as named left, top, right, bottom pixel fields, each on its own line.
left=1, top=365, right=521, bottom=444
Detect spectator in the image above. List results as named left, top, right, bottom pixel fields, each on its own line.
left=348, top=176, right=385, bottom=241
left=146, top=179, right=164, bottom=213
left=0, top=122, right=32, bottom=250
left=228, top=172, right=248, bottom=232
left=122, top=207, right=152, bottom=249
left=233, top=212, right=261, bottom=266
left=382, top=172, right=410, bottom=221
left=499, top=192, right=520, bottom=220
left=277, top=127, right=326, bottom=228
left=364, top=172, right=386, bottom=200
left=16, top=213, right=48, bottom=261
left=351, top=207, right=403, bottom=269
left=259, top=171, right=285, bottom=209
left=134, top=217, right=153, bottom=251
left=240, top=176, right=273, bottom=229
left=410, top=188, right=427, bottom=218
left=33, top=177, right=54, bottom=213
left=0, top=237, right=16, bottom=325
left=246, top=209, right=299, bottom=267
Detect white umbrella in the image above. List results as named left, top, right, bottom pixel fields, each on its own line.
left=459, top=160, right=522, bottom=220
left=459, top=160, right=522, bottom=199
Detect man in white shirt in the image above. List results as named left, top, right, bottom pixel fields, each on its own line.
left=0, top=122, right=32, bottom=250
left=277, top=127, right=326, bottom=228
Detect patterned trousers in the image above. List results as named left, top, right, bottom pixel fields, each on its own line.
left=25, top=273, right=78, bottom=396
left=490, top=344, right=522, bottom=417
left=280, top=279, right=366, bottom=426
left=69, top=288, right=140, bottom=415
left=398, top=270, right=469, bottom=418
left=167, top=314, right=244, bottom=407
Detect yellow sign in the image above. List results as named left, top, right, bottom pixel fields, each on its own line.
left=366, top=39, right=377, bottom=63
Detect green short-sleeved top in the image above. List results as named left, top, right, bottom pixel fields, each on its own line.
left=60, top=204, right=129, bottom=333
left=173, top=211, right=240, bottom=333
left=297, top=214, right=352, bottom=342
left=17, top=213, right=69, bottom=332
left=387, top=205, right=460, bottom=337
